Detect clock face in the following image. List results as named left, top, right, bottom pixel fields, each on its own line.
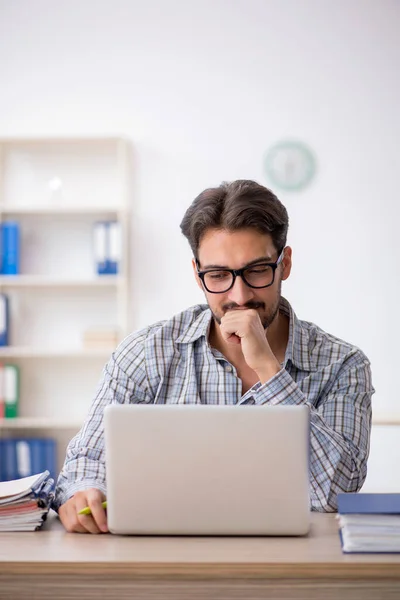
left=264, top=141, right=316, bottom=191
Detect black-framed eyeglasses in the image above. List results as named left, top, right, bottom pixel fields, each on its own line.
left=196, top=248, right=285, bottom=294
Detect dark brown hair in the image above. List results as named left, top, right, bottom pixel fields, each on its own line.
left=180, top=180, right=289, bottom=258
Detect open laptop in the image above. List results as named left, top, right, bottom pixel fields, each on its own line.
left=104, top=403, right=310, bottom=536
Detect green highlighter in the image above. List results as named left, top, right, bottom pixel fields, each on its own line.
left=78, top=501, right=107, bottom=516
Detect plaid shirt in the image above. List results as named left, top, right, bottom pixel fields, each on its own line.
left=54, top=298, right=373, bottom=512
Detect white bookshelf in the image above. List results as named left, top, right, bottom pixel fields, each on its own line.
left=0, top=347, right=113, bottom=358
left=0, top=275, right=124, bottom=287
left=0, top=417, right=82, bottom=430
left=0, top=137, right=132, bottom=471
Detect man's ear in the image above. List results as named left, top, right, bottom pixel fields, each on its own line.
left=281, top=246, right=292, bottom=281
left=192, top=258, right=203, bottom=291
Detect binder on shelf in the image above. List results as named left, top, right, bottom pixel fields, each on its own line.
left=93, top=220, right=122, bottom=275
left=107, top=221, right=122, bottom=275
left=337, top=493, right=400, bottom=553
left=0, top=294, right=9, bottom=346
left=4, top=364, right=19, bottom=418
left=0, top=364, right=4, bottom=419
left=0, top=221, right=20, bottom=275
left=0, top=440, right=4, bottom=480
left=93, top=221, right=108, bottom=275
left=0, top=438, right=57, bottom=482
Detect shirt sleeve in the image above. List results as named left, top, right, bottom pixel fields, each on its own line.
left=249, top=350, right=373, bottom=512
left=52, top=332, right=150, bottom=511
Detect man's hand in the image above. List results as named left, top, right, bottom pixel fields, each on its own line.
left=58, top=488, right=108, bottom=534
left=220, top=309, right=281, bottom=383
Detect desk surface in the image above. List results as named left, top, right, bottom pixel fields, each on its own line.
left=1, top=512, right=400, bottom=579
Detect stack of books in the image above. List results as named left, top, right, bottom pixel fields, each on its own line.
left=0, top=470, right=54, bottom=531
left=337, top=493, right=400, bottom=553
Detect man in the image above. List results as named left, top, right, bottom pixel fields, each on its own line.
left=54, top=180, right=373, bottom=534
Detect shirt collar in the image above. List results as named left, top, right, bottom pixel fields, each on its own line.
left=280, top=297, right=314, bottom=372
left=176, top=298, right=314, bottom=373
left=175, top=305, right=213, bottom=344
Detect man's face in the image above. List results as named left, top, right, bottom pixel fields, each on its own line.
left=193, top=228, right=292, bottom=329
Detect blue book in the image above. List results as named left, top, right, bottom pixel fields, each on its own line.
left=337, top=493, right=400, bottom=553
left=1, top=221, right=20, bottom=275
left=338, top=493, right=400, bottom=515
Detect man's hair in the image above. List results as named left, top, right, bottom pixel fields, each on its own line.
left=180, top=180, right=289, bottom=259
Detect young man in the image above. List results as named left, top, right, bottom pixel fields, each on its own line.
left=55, top=180, right=373, bottom=533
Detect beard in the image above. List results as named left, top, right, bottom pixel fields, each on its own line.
left=209, top=279, right=282, bottom=330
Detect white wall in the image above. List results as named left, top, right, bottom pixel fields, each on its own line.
left=0, top=0, right=399, bottom=490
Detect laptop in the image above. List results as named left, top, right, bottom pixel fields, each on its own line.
left=104, top=403, right=310, bottom=536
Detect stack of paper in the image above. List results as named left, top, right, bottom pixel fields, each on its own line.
left=0, top=471, right=54, bottom=532
left=337, top=493, right=400, bottom=553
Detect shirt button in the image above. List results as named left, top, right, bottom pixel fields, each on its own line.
left=225, top=365, right=233, bottom=373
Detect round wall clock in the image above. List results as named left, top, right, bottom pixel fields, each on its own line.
left=264, top=140, right=316, bottom=191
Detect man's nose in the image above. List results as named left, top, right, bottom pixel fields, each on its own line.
left=226, top=275, right=255, bottom=305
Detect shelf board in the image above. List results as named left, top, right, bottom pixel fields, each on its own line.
left=0, top=136, right=126, bottom=145
left=0, top=275, right=124, bottom=288
left=0, top=206, right=124, bottom=215
left=0, top=347, right=113, bottom=359
left=0, top=418, right=82, bottom=430
left=372, top=414, right=400, bottom=426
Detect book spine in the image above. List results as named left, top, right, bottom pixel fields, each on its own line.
left=0, top=363, right=4, bottom=419
left=1, top=221, right=20, bottom=275
left=3, top=438, right=17, bottom=480
left=15, top=439, right=31, bottom=477
left=107, top=221, right=122, bottom=275
left=93, top=222, right=108, bottom=275
left=0, top=294, right=9, bottom=347
left=0, top=439, right=3, bottom=481
left=4, top=364, right=19, bottom=418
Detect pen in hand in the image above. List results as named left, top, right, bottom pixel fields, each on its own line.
left=78, top=501, right=108, bottom=516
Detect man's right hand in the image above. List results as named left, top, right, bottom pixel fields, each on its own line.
left=58, top=488, right=108, bottom=534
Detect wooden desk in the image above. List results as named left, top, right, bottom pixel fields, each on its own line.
left=1, top=513, right=400, bottom=600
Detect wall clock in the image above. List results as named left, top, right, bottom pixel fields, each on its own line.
left=264, top=140, right=316, bottom=191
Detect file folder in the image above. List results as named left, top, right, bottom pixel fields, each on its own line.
left=0, top=440, right=4, bottom=481
left=1, top=221, right=20, bottom=275
left=107, top=221, right=122, bottom=274
left=0, top=363, right=4, bottom=419
left=93, top=222, right=108, bottom=275
left=0, top=294, right=9, bottom=346
left=4, top=364, right=19, bottom=418
left=1, top=438, right=57, bottom=481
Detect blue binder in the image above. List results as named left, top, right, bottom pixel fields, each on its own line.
left=0, top=294, right=9, bottom=346
left=0, top=438, right=57, bottom=481
left=93, top=221, right=108, bottom=275
left=1, top=221, right=20, bottom=275
left=106, top=221, right=121, bottom=275
left=0, top=440, right=5, bottom=481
